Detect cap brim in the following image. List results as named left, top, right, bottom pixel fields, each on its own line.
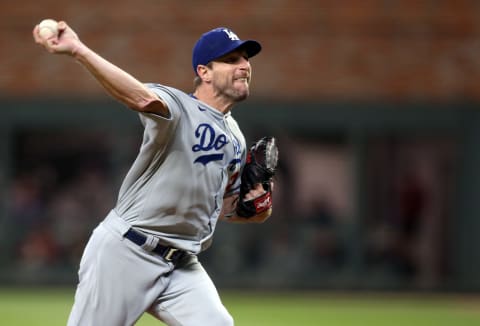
left=240, top=40, right=262, bottom=58
left=212, top=39, right=262, bottom=62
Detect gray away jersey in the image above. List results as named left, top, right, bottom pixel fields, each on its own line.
left=114, top=84, right=246, bottom=254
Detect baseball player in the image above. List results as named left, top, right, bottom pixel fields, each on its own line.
left=33, top=20, right=278, bottom=326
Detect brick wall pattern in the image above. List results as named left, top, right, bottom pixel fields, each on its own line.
left=2, top=0, right=480, bottom=102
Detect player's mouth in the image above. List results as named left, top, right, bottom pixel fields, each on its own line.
left=235, top=76, right=250, bottom=84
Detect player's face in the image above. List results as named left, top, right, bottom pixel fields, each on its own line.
left=210, top=49, right=252, bottom=102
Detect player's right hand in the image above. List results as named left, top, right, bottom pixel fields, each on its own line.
left=33, top=21, right=82, bottom=56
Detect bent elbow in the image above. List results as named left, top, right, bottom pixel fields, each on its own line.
left=133, top=98, right=170, bottom=117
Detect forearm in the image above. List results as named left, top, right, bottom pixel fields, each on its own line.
left=33, top=20, right=168, bottom=115
left=73, top=42, right=166, bottom=114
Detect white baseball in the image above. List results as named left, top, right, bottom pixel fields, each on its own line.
left=38, top=19, right=59, bottom=39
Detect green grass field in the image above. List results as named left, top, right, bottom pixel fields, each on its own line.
left=1, top=288, right=479, bottom=325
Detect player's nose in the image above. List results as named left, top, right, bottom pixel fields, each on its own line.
left=237, top=57, right=251, bottom=72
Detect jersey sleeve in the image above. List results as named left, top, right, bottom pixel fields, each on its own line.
left=136, top=83, right=183, bottom=143
left=143, top=83, right=183, bottom=121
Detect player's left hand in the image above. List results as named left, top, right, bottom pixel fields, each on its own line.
left=236, top=136, right=278, bottom=218
left=244, top=183, right=270, bottom=200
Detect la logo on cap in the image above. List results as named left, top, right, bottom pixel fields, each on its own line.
left=223, top=29, right=240, bottom=41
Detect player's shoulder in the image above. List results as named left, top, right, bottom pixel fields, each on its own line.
left=145, top=83, right=190, bottom=101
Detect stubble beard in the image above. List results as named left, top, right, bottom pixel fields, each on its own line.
left=214, top=79, right=250, bottom=103
left=229, top=87, right=249, bottom=102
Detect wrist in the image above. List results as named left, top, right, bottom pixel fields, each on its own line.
left=71, top=40, right=88, bottom=59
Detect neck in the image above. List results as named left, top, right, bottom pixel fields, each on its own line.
left=192, top=87, right=235, bottom=114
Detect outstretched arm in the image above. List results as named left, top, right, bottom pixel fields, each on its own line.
left=32, top=20, right=168, bottom=116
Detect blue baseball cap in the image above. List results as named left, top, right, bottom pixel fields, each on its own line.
left=192, top=27, right=262, bottom=75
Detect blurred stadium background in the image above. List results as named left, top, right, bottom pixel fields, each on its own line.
left=1, top=0, right=480, bottom=324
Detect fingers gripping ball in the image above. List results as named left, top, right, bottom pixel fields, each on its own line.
left=38, top=19, right=59, bottom=39
left=236, top=137, right=279, bottom=218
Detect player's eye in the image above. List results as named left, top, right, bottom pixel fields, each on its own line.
left=224, top=56, right=240, bottom=63
left=216, top=50, right=249, bottom=64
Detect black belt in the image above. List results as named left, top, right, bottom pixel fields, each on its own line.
left=124, top=228, right=185, bottom=264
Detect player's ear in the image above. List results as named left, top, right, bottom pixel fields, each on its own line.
left=196, top=65, right=212, bottom=83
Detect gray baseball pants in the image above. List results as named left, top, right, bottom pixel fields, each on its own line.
left=67, top=210, right=233, bottom=326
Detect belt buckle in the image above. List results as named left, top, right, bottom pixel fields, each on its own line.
left=164, top=248, right=179, bottom=261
